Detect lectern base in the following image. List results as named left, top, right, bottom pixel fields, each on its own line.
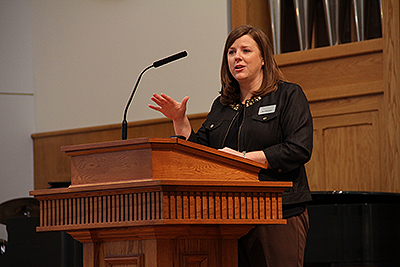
left=69, top=225, right=255, bottom=267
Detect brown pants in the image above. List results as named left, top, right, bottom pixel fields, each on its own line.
left=238, top=209, right=309, bottom=267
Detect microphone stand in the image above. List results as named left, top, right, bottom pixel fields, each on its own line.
left=121, top=65, right=153, bottom=140
left=121, top=51, right=188, bottom=140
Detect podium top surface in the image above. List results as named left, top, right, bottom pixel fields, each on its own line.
left=61, top=137, right=266, bottom=169
left=61, top=138, right=270, bottom=186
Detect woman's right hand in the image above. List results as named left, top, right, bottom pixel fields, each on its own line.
left=149, top=93, right=188, bottom=121
left=149, top=93, right=192, bottom=138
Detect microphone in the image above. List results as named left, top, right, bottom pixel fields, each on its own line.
left=121, top=51, right=188, bottom=140
left=153, top=51, right=188, bottom=68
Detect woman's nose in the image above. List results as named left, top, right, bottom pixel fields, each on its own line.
left=235, top=51, right=242, bottom=60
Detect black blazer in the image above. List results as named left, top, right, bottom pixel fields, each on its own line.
left=188, top=82, right=313, bottom=205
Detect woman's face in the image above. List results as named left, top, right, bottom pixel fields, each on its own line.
left=227, top=34, right=264, bottom=87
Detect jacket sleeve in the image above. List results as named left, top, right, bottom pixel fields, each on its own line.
left=187, top=128, right=209, bottom=146
left=187, top=98, right=221, bottom=147
left=263, top=84, right=313, bottom=174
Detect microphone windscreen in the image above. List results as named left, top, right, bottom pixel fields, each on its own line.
left=153, top=51, right=188, bottom=68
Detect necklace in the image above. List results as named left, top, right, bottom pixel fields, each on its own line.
left=229, top=95, right=262, bottom=111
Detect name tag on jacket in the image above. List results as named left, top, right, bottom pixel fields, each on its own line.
left=258, top=105, right=276, bottom=115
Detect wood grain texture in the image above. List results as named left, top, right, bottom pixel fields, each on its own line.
left=31, top=179, right=286, bottom=267
left=104, top=254, right=143, bottom=267
left=31, top=161, right=287, bottom=267
left=276, top=40, right=383, bottom=96
left=76, top=237, right=248, bottom=267
left=273, top=38, right=386, bottom=193
left=61, top=138, right=267, bottom=186
left=31, top=179, right=289, bottom=232
left=382, top=0, right=400, bottom=193
left=231, top=0, right=272, bottom=47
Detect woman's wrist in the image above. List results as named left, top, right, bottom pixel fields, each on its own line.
left=173, top=116, right=191, bottom=138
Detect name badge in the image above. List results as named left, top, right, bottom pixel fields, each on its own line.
left=258, top=105, right=276, bottom=115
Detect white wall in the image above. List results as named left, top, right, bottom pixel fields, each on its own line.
left=0, top=0, right=35, bottom=240
left=0, top=0, right=229, bottom=241
left=32, top=0, right=229, bottom=132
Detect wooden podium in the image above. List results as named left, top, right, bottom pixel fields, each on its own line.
left=30, top=138, right=291, bottom=267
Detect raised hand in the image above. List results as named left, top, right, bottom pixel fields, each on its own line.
left=149, top=93, right=192, bottom=138
left=149, top=93, right=189, bottom=121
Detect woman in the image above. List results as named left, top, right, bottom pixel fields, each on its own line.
left=149, top=25, right=313, bottom=267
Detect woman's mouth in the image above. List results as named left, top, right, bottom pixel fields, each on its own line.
left=235, top=64, right=245, bottom=70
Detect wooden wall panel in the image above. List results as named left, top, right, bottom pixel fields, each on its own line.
left=324, top=115, right=379, bottom=191
left=229, top=0, right=400, bottom=194
left=310, top=110, right=381, bottom=192
left=382, top=0, right=400, bottom=193
left=276, top=39, right=386, bottom=192
left=275, top=38, right=383, bottom=98
left=231, top=0, right=272, bottom=42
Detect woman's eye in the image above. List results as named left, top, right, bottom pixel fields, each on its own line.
left=228, top=50, right=235, bottom=55
left=243, top=49, right=250, bottom=53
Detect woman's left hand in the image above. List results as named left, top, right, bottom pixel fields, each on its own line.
left=219, top=147, right=243, bottom=157
left=219, top=147, right=269, bottom=167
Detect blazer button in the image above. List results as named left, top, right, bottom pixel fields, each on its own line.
left=210, top=124, right=214, bottom=128
left=263, top=117, right=268, bottom=120
left=277, top=169, right=282, bottom=173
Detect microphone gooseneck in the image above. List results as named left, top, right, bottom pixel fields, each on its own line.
left=122, top=51, right=188, bottom=140
left=122, top=65, right=152, bottom=140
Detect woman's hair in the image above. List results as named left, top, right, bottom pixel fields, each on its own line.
left=220, top=25, right=286, bottom=105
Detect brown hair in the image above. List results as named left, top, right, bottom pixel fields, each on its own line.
left=220, top=25, right=286, bottom=105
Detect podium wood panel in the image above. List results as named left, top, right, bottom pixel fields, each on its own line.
left=61, top=137, right=267, bottom=186
left=33, top=179, right=288, bottom=232
left=31, top=138, right=291, bottom=267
